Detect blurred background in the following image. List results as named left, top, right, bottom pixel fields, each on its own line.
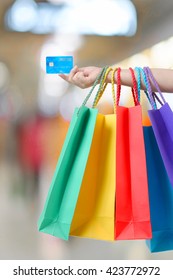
left=0, top=0, right=173, bottom=260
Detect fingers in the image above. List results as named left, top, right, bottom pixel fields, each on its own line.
left=58, top=65, right=80, bottom=84
left=58, top=65, right=100, bottom=89
left=59, top=65, right=87, bottom=88
left=71, top=71, right=89, bottom=88
left=58, top=74, right=68, bottom=81
left=68, top=65, right=80, bottom=83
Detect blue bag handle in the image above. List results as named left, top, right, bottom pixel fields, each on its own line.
left=135, top=67, right=157, bottom=109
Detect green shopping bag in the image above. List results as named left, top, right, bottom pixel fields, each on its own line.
left=37, top=68, right=106, bottom=240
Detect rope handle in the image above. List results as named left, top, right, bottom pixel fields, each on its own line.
left=129, top=67, right=139, bottom=106
left=92, top=67, right=113, bottom=108
left=134, top=67, right=142, bottom=102
left=111, top=67, right=118, bottom=113
left=143, top=67, right=158, bottom=110
left=144, top=67, right=166, bottom=106
left=152, top=92, right=164, bottom=106
left=78, top=66, right=108, bottom=112
left=135, top=67, right=157, bottom=108
left=114, top=67, right=139, bottom=106
left=116, top=67, right=121, bottom=106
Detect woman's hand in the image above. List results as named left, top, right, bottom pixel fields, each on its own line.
left=59, top=65, right=102, bottom=89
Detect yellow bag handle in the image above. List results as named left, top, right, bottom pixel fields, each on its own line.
left=111, top=67, right=118, bottom=113
left=92, top=67, right=112, bottom=108
left=93, top=67, right=118, bottom=113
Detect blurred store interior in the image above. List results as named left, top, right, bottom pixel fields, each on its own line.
left=0, top=0, right=173, bottom=260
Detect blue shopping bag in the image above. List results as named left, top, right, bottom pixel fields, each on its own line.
left=144, top=126, right=173, bottom=252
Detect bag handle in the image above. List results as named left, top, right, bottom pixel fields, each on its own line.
left=143, top=67, right=166, bottom=110
left=135, top=66, right=143, bottom=103
left=79, top=66, right=108, bottom=110
left=135, top=66, right=163, bottom=108
left=93, top=66, right=119, bottom=114
left=135, top=66, right=157, bottom=108
left=145, top=67, right=166, bottom=104
left=152, top=92, right=164, bottom=106
left=129, top=67, right=140, bottom=106
left=79, top=66, right=119, bottom=115
left=142, top=67, right=157, bottom=110
left=92, top=66, right=113, bottom=108
left=114, top=67, right=139, bottom=107
left=115, top=67, right=121, bottom=106
left=111, top=67, right=118, bottom=113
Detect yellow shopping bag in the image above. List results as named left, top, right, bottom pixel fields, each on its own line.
left=70, top=68, right=117, bottom=241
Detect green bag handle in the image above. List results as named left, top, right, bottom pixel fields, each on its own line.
left=79, top=66, right=109, bottom=110
left=78, top=66, right=121, bottom=115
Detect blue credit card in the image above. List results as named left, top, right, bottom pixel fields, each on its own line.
left=46, top=56, right=73, bottom=74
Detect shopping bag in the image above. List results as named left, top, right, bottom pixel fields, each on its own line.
left=144, top=67, right=173, bottom=186
left=115, top=67, right=152, bottom=240
left=70, top=67, right=116, bottom=241
left=38, top=68, right=107, bottom=240
left=144, top=126, right=173, bottom=252
left=136, top=66, right=173, bottom=252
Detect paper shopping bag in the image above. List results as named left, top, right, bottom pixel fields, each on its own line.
left=38, top=107, right=98, bottom=240
left=70, top=67, right=116, bottom=241
left=70, top=114, right=116, bottom=241
left=37, top=68, right=107, bottom=240
left=144, top=126, right=173, bottom=252
left=144, top=67, right=173, bottom=186
left=135, top=66, right=173, bottom=252
left=115, top=68, right=152, bottom=240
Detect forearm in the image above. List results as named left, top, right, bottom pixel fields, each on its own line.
left=107, top=68, right=173, bottom=93
left=59, top=66, right=173, bottom=93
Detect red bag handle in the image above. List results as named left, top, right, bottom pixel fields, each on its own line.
left=129, top=67, right=139, bottom=106
left=116, top=67, right=139, bottom=106
left=116, top=67, right=121, bottom=106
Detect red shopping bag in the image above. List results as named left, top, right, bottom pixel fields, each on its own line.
left=115, top=68, right=152, bottom=240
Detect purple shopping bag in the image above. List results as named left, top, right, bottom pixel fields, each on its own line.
left=144, top=67, right=173, bottom=186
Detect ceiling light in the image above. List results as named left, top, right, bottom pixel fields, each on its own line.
left=5, top=0, right=37, bottom=32
left=5, top=0, right=137, bottom=36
